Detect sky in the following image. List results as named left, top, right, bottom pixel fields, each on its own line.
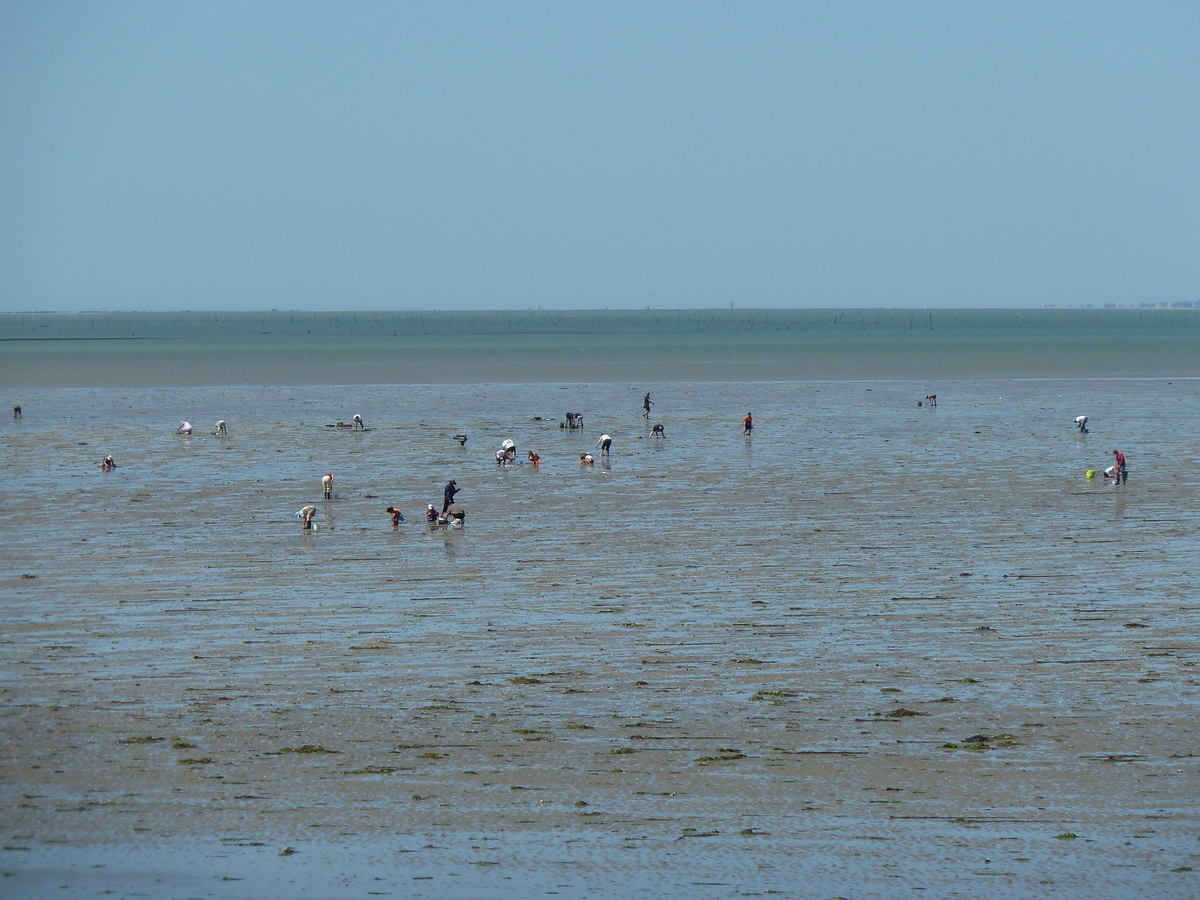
left=1, top=2, right=1198, bottom=312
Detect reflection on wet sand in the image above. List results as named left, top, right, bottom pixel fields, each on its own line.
left=1, top=378, right=1197, bottom=897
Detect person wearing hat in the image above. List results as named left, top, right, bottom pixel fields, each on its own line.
left=425, top=504, right=439, bottom=522
left=296, top=505, right=317, bottom=530
left=442, top=478, right=460, bottom=512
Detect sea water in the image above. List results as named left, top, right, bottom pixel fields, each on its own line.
left=2, top=310, right=1199, bottom=897
left=3, top=307, right=1200, bottom=385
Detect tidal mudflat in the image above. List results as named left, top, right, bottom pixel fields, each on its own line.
left=2, top=378, right=1198, bottom=897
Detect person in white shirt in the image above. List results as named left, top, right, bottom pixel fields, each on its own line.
left=297, top=505, right=317, bottom=529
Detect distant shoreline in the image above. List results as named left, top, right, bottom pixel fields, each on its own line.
left=2, top=304, right=1197, bottom=316
left=3, top=306, right=1198, bottom=339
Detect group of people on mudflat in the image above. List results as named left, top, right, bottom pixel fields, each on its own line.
left=72, top=388, right=1128, bottom=532
left=1074, top=415, right=1128, bottom=483
left=298, top=391, right=753, bottom=529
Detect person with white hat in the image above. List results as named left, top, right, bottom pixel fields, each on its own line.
left=296, top=505, right=317, bottom=530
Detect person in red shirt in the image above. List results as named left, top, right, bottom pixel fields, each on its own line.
left=1112, top=449, right=1126, bottom=483
left=743, top=413, right=753, bottom=435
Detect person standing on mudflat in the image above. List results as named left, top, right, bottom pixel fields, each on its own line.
left=743, top=413, right=753, bottom=435
left=643, top=392, right=653, bottom=418
left=443, top=478, right=460, bottom=513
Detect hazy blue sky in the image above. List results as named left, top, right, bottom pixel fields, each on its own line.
left=1, top=2, right=1197, bottom=311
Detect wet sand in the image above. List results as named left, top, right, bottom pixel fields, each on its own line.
left=2, top=379, right=1199, bottom=897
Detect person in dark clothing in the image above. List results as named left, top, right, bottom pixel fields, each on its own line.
left=442, top=479, right=460, bottom=513
left=643, top=392, right=653, bottom=418
left=743, top=413, right=753, bottom=435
